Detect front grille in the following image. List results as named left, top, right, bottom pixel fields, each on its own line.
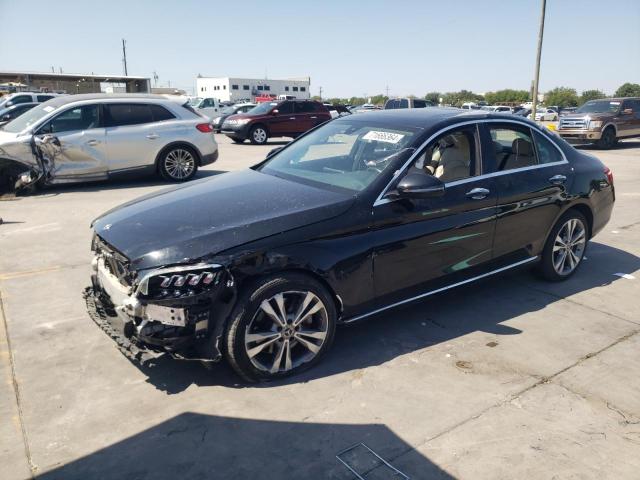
left=559, top=118, right=587, bottom=129
left=94, top=235, right=135, bottom=287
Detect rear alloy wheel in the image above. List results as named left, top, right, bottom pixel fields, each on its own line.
left=597, top=127, right=617, bottom=150
left=249, top=125, right=268, bottom=145
left=160, top=147, right=198, bottom=181
left=537, top=210, right=588, bottom=281
left=225, top=274, right=336, bottom=382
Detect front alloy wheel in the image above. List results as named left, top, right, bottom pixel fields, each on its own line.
left=249, top=126, right=268, bottom=145
left=225, top=274, right=336, bottom=382
left=160, top=147, right=197, bottom=181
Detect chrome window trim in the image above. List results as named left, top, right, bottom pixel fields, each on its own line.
left=342, top=256, right=538, bottom=324
left=373, top=118, right=568, bottom=207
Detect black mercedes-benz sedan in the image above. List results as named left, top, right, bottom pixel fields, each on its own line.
left=87, top=108, right=615, bottom=381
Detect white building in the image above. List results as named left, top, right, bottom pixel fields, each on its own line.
left=196, top=76, right=311, bottom=102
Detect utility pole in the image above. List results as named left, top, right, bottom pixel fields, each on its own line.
left=385, top=85, right=390, bottom=97
left=531, top=0, right=546, bottom=119
left=122, top=38, right=128, bottom=76
left=319, top=86, right=323, bottom=100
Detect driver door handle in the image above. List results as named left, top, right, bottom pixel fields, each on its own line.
left=466, top=187, right=490, bottom=200
left=549, top=174, right=567, bottom=185
left=86, top=139, right=100, bottom=146
left=310, top=116, right=317, bottom=119
left=289, top=117, right=296, bottom=120
left=146, top=134, right=159, bottom=140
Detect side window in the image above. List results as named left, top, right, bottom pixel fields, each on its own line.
left=277, top=102, right=294, bottom=114
left=11, top=95, right=32, bottom=105
left=40, top=105, right=99, bottom=134
left=488, top=125, right=537, bottom=171
left=385, top=99, right=398, bottom=109
left=150, top=104, right=175, bottom=122
left=295, top=102, right=315, bottom=113
left=413, top=126, right=478, bottom=183
left=532, top=130, right=563, bottom=164
left=105, top=104, right=153, bottom=127
left=201, top=98, right=216, bottom=107
left=412, top=99, right=427, bottom=108
left=399, top=99, right=409, bottom=108
left=37, top=95, right=53, bottom=102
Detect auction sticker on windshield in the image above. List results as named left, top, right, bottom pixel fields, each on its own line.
left=363, top=130, right=405, bottom=144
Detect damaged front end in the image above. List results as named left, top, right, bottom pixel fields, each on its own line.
left=0, top=135, right=59, bottom=194
left=87, top=235, right=235, bottom=365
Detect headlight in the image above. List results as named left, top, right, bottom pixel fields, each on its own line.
left=136, top=264, right=223, bottom=299
left=226, top=118, right=250, bottom=126
left=589, top=121, right=603, bottom=129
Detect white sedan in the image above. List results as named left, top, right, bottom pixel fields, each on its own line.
left=532, top=108, right=559, bottom=121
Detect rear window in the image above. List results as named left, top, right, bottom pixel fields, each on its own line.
left=150, top=104, right=175, bottom=121
left=105, top=103, right=154, bottom=127
left=413, top=99, right=427, bottom=108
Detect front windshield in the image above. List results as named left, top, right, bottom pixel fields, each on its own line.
left=188, top=97, right=202, bottom=106
left=247, top=102, right=278, bottom=115
left=576, top=100, right=620, bottom=114
left=2, top=103, right=55, bottom=133
left=258, top=120, right=420, bottom=192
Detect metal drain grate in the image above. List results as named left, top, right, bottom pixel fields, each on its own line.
left=336, top=443, right=409, bottom=479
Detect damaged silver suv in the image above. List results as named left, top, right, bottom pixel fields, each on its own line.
left=0, top=94, right=218, bottom=191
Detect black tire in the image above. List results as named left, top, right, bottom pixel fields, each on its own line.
left=535, top=210, right=589, bottom=282
left=159, top=145, right=198, bottom=182
left=249, top=125, right=269, bottom=145
left=596, top=127, right=617, bottom=150
left=231, top=137, right=244, bottom=144
left=224, top=273, right=337, bottom=382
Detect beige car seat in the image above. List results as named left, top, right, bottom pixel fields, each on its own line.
left=434, top=134, right=471, bottom=182
left=502, top=138, right=535, bottom=170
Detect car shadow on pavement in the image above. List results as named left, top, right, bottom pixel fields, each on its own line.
left=37, top=412, right=453, bottom=480
left=125, top=242, right=640, bottom=394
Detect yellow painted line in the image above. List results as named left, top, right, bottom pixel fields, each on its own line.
left=0, top=265, right=63, bottom=281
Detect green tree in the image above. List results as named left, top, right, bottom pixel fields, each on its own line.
left=614, top=83, right=640, bottom=97
left=370, top=94, right=389, bottom=106
left=441, top=90, right=484, bottom=107
left=484, top=89, right=529, bottom=105
left=544, top=87, right=579, bottom=108
left=424, top=92, right=440, bottom=104
left=579, top=89, right=606, bottom=104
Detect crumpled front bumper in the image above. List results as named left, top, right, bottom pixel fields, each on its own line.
left=86, top=251, right=227, bottom=364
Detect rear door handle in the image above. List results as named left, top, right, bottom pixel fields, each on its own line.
left=466, top=187, right=490, bottom=200
left=549, top=174, right=567, bottom=185
left=289, top=117, right=296, bottom=120
left=146, top=134, right=159, bottom=140
left=310, top=116, right=317, bottom=119
left=86, top=139, right=100, bottom=146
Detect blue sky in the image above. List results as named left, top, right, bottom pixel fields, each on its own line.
left=1, top=0, right=638, bottom=97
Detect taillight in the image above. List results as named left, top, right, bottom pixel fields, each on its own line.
left=196, top=123, right=214, bottom=133
left=604, top=166, right=613, bottom=185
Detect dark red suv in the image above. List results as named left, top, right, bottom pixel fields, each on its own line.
left=220, top=100, right=331, bottom=144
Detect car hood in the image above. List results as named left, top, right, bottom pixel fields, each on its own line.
left=93, top=169, right=355, bottom=271
left=561, top=112, right=612, bottom=120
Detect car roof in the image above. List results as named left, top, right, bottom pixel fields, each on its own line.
left=333, top=107, right=539, bottom=130
left=41, top=93, right=183, bottom=108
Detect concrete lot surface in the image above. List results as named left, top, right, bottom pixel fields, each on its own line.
left=1, top=135, right=639, bottom=479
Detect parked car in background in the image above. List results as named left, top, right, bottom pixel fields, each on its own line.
left=350, top=104, right=380, bottom=113
left=0, top=92, right=65, bottom=109
left=557, top=97, right=640, bottom=149
left=221, top=99, right=331, bottom=144
left=324, top=103, right=351, bottom=118
left=0, top=102, right=38, bottom=127
left=0, top=94, right=218, bottom=190
left=532, top=108, right=559, bottom=121
left=212, top=103, right=256, bottom=132
left=87, top=108, right=614, bottom=381
left=482, top=105, right=513, bottom=113
left=384, top=98, right=433, bottom=109
left=461, top=102, right=480, bottom=110
left=514, top=108, right=532, bottom=117
left=191, top=97, right=222, bottom=119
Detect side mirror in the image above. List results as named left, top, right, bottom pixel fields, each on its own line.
left=40, top=134, right=61, bottom=146
left=2, top=114, right=10, bottom=121
left=622, top=108, right=633, bottom=115
left=395, top=172, right=445, bottom=199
